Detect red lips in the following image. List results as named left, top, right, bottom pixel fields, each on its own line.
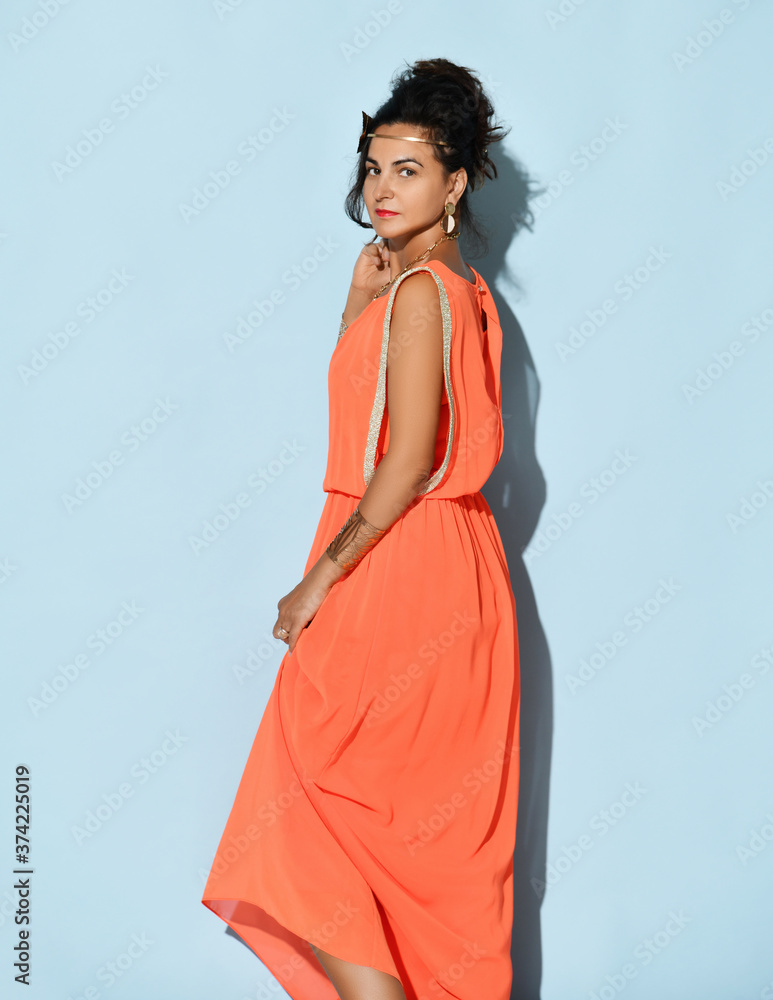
left=375, top=210, right=398, bottom=217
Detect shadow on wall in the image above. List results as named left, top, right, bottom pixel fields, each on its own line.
left=471, top=151, right=553, bottom=1000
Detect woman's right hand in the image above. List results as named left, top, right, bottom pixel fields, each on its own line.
left=350, top=238, right=392, bottom=299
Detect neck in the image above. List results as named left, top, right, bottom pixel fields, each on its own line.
left=386, top=230, right=463, bottom=276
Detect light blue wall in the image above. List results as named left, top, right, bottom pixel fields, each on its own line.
left=2, top=1, right=771, bottom=998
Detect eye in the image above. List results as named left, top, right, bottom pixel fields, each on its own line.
left=365, top=166, right=416, bottom=177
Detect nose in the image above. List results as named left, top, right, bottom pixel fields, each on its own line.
left=372, top=174, right=393, bottom=202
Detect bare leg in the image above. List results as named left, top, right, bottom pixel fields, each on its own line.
left=309, top=943, right=408, bottom=1000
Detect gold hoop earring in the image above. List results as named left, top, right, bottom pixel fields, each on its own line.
left=440, top=202, right=456, bottom=235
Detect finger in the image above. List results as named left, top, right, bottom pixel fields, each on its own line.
left=288, top=614, right=313, bottom=652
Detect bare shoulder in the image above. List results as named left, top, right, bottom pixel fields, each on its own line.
left=391, top=270, right=443, bottom=329
left=394, top=268, right=441, bottom=296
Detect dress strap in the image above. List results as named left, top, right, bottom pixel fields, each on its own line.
left=362, top=265, right=456, bottom=496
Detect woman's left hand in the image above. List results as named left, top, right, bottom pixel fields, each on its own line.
left=273, top=553, right=347, bottom=653
left=272, top=577, right=327, bottom=653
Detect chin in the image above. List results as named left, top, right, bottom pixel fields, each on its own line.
left=372, top=217, right=411, bottom=237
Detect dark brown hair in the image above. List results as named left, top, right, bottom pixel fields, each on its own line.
left=345, top=58, right=511, bottom=258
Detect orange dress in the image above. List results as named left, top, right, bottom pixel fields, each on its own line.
left=201, top=259, right=521, bottom=1000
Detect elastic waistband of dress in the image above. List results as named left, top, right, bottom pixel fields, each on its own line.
left=325, top=489, right=484, bottom=503
left=421, top=491, right=484, bottom=501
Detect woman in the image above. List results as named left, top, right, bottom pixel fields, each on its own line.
left=202, top=58, right=521, bottom=1000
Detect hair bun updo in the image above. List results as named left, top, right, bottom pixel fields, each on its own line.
left=345, top=57, right=511, bottom=259
left=404, top=57, right=507, bottom=191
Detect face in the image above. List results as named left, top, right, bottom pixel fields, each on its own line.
left=362, top=123, right=466, bottom=248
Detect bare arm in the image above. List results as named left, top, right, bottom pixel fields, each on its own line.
left=358, top=271, right=443, bottom=527
left=342, top=285, right=373, bottom=328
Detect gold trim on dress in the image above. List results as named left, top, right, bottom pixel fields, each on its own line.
left=363, top=266, right=455, bottom=496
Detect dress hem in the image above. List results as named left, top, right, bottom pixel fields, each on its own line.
left=201, top=893, right=406, bottom=999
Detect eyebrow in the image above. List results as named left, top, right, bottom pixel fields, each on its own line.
left=365, top=155, right=424, bottom=167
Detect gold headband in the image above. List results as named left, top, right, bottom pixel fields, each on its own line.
left=357, top=110, right=450, bottom=154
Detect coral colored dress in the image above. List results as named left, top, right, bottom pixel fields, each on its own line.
left=202, top=259, right=521, bottom=1000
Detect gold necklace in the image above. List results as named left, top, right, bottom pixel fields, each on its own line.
left=372, top=230, right=460, bottom=301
